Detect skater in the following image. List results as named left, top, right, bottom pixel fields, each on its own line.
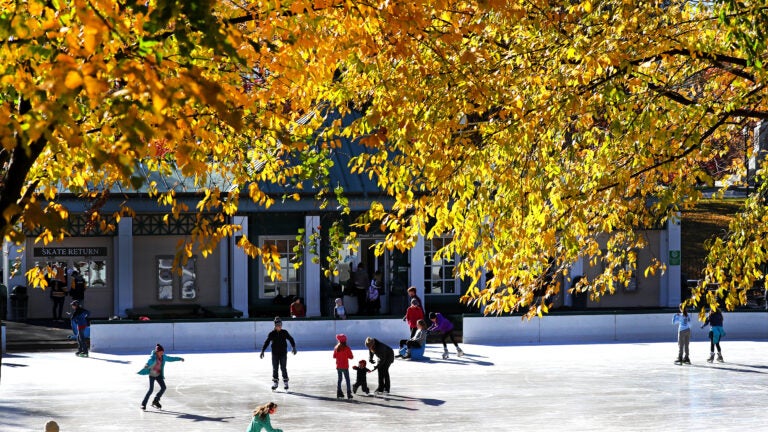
left=352, top=359, right=372, bottom=395
left=406, top=286, right=424, bottom=316
left=137, top=343, right=185, bottom=410
left=701, top=308, right=725, bottom=363
left=260, top=317, right=297, bottom=391
left=70, top=300, right=90, bottom=357
left=246, top=402, right=283, bottom=432
left=333, top=297, right=347, bottom=320
left=398, top=319, right=427, bottom=359
left=402, top=298, right=424, bottom=338
left=333, top=333, right=354, bottom=399
left=672, top=305, right=691, bottom=364
left=427, top=312, right=464, bottom=359
left=365, top=336, right=394, bottom=394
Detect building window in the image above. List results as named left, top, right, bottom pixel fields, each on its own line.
left=424, top=237, right=458, bottom=295
left=156, top=256, right=198, bottom=301
left=260, top=236, right=302, bottom=299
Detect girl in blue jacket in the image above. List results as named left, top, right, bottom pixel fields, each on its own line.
left=137, top=343, right=184, bottom=410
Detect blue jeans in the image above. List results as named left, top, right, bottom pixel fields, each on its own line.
left=141, top=376, right=166, bottom=406
left=337, top=368, right=351, bottom=394
left=76, top=327, right=88, bottom=353
left=272, top=353, right=288, bottom=382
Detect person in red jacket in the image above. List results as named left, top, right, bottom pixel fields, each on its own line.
left=402, top=298, right=425, bottom=338
left=333, top=333, right=354, bottom=399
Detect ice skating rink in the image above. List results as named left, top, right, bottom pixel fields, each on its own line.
left=2, top=340, right=767, bottom=431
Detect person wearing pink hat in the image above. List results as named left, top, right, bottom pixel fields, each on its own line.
left=333, top=333, right=354, bottom=399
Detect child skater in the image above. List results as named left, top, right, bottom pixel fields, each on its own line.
left=352, top=359, right=372, bottom=395
left=365, top=336, right=394, bottom=395
left=402, top=298, right=425, bottom=338
left=137, top=343, right=185, bottom=410
left=672, top=305, right=691, bottom=365
left=260, top=317, right=297, bottom=391
left=701, top=307, right=725, bottom=363
left=247, top=401, right=283, bottom=432
left=333, top=297, right=347, bottom=320
left=427, top=312, right=464, bottom=359
left=333, top=333, right=354, bottom=399
left=398, top=319, right=428, bottom=359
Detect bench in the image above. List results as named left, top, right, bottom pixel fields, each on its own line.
left=201, top=306, right=244, bottom=318
left=126, top=304, right=202, bottom=320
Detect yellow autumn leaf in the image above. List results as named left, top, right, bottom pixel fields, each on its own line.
left=64, top=71, right=83, bottom=89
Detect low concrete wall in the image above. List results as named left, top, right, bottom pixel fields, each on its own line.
left=464, top=312, right=768, bottom=344
left=90, top=318, right=409, bottom=354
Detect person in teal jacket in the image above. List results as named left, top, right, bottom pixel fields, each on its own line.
left=137, top=343, right=184, bottom=410
left=247, top=402, right=283, bottom=432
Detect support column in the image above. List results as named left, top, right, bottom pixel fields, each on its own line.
left=231, top=216, right=249, bottom=318
left=410, top=235, right=425, bottom=310
left=665, top=215, right=682, bottom=307
left=115, top=217, right=134, bottom=317
left=304, top=216, right=321, bottom=317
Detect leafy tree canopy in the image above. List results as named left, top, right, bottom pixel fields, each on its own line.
left=2, top=0, right=767, bottom=316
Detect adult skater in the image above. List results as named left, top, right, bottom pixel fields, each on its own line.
left=70, top=300, right=90, bottom=357
left=427, top=311, right=464, bottom=359
left=137, top=343, right=185, bottom=410
left=364, top=337, right=394, bottom=394
left=260, top=317, right=297, bottom=390
left=701, top=308, right=725, bottom=363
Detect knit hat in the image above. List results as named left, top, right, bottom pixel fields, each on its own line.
left=336, top=333, right=347, bottom=344
left=155, top=343, right=164, bottom=352
left=428, top=312, right=437, bottom=320
left=274, top=316, right=282, bottom=326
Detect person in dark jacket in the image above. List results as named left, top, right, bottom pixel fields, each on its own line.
left=68, top=270, right=87, bottom=306
left=352, top=359, right=372, bottom=395
left=701, top=308, right=725, bottom=363
left=70, top=300, right=90, bottom=357
left=365, top=337, right=394, bottom=394
left=261, top=317, right=297, bottom=391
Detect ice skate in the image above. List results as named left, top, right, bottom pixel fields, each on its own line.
left=683, top=357, right=691, bottom=364
left=337, top=389, right=344, bottom=399
left=457, top=347, right=464, bottom=357
left=674, top=357, right=682, bottom=365
left=140, top=404, right=146, bottom=411
left=271, top=380, right=279, bottom=391
left=717, top=353, right=724, bottom=363
left=283, top=380, right=289, bottom=391
left=347, top=393, right=353, bottom=400
left=77, top=352, right=88, bottom=357
left=151, top=399, right=162, bottom=409
left=442, top=349, right=449, bottom=360
left=707, top=352, right=715, bottom=363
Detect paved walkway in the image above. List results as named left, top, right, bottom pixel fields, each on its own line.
left=2, top=340, right=767, bottom=431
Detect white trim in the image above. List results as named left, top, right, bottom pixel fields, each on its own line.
left=304, top=216, right=321, bottom=317
left=232, top=216, right=249, bottom=318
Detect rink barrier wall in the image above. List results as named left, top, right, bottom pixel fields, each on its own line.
left=1, top=322, right=5, bottom=353
left=462, top=312, right=768, bottom=344
left=89, top=318, right=406, bottom=353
